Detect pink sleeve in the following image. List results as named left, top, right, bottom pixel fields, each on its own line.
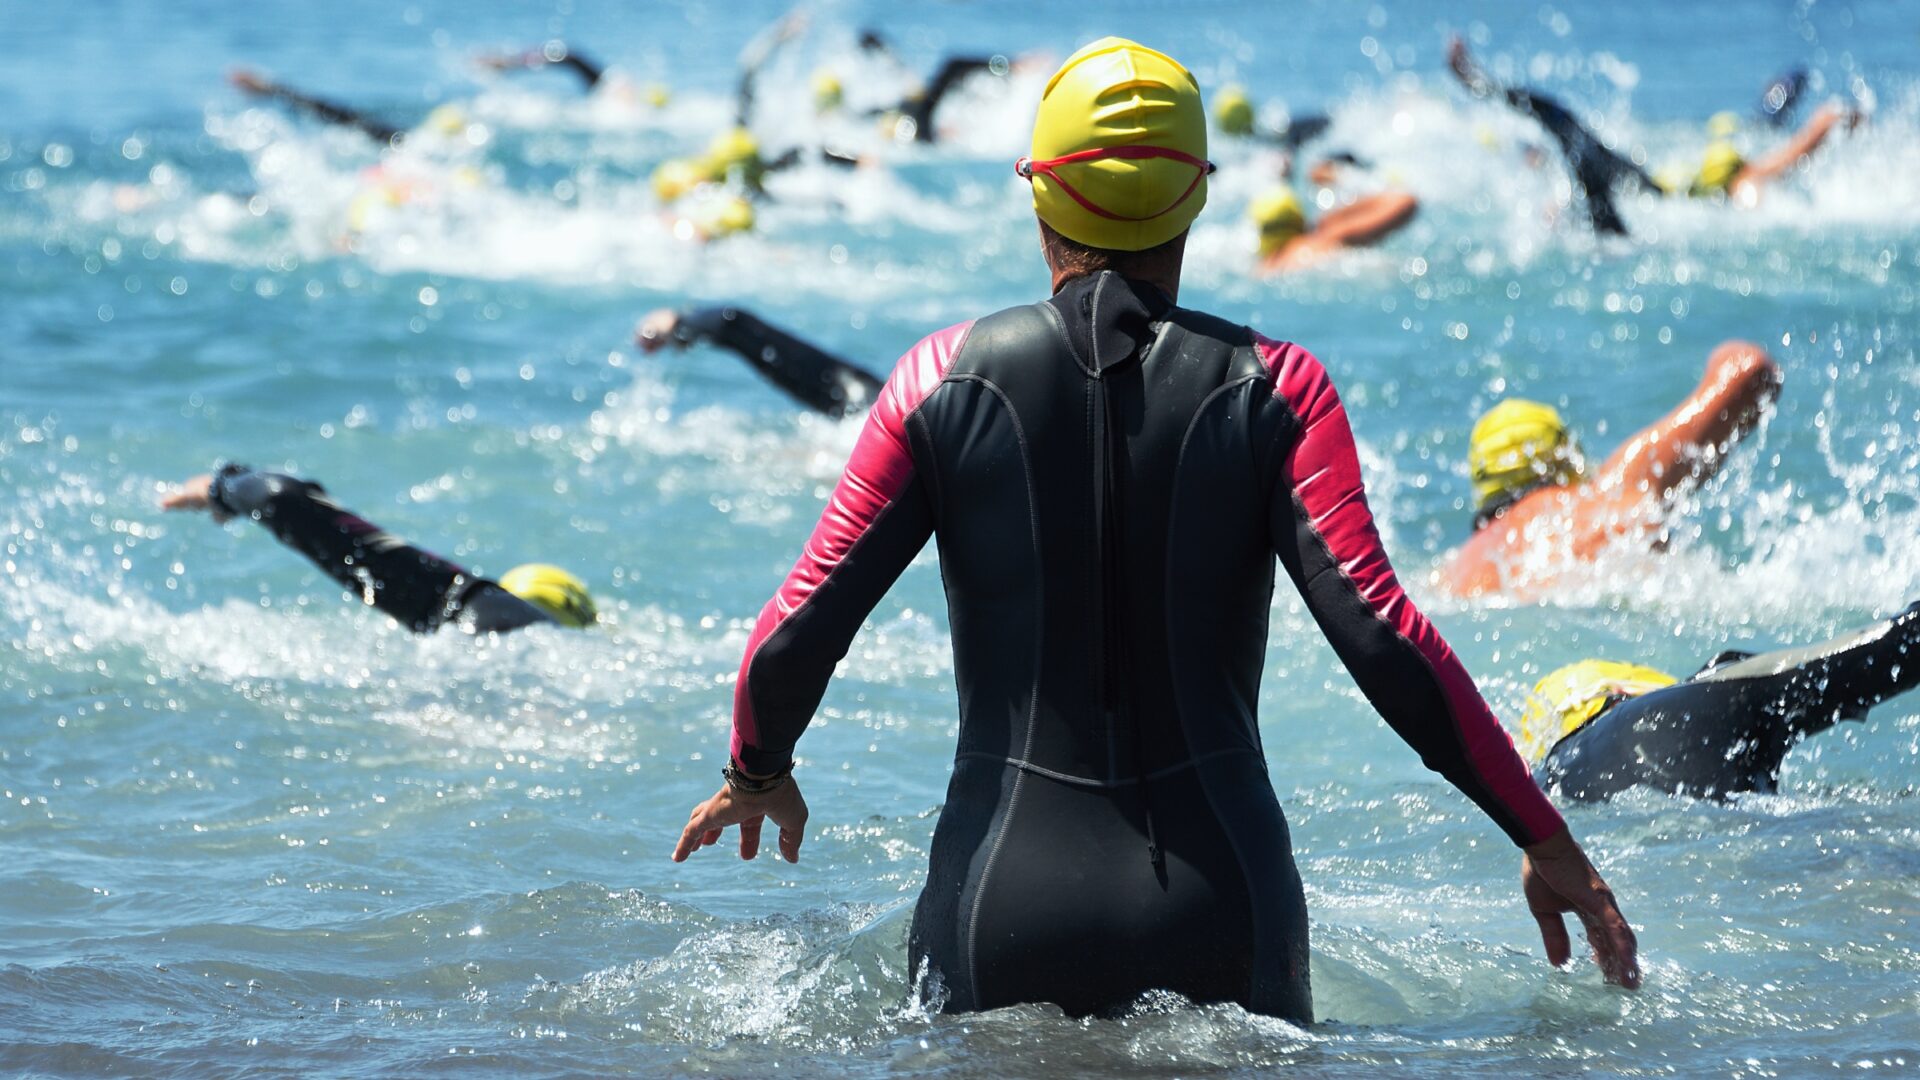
left=1261, top=335, right=1565, bottom=846
left=728, top=321, right=972, bottom=774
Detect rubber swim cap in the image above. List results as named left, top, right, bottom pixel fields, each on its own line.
left=1020, top=37, right=1212, bottom=252
left=692, top=194, right=755, bottom=239
left=1707, top=111, right=1740, bottom=139
left=702, top=127, right=764, bottom=185
left=1468, top=398, right=1586, bottom=514
left=1213, top=85, right=1255, bottom=136
left=498, top=563, right=597, bottom=628
left=1518, top=659, right=1676, bottom=761
left=426, top=104, right=469, bottom=136
left=652, top=158, right=701, bottom=203
left=1691, top=140, right=1746, bottom=196
left=813, top=69, right=844, bottom=113
left=1249, top=187, right=1306, bottom=257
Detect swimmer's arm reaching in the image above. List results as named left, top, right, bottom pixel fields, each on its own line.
left=636, top=306, right=885, bottom=418
left=1589, top=340, right=1781, bottom=509
left=671, top=323, right=971, bottom=865
left=1309, top=191, right=1419, bottom=249
left=228, top=69, right=403, bottom=145
left=1258, top=337, right=1639, bottom=986
left=162, top=465, right=514, bottom=633
left=477, top=44, right=604, bottom=89
left=1735, top=104, right=1844, bottom=192
left=897, top=55, right=997, bottom=141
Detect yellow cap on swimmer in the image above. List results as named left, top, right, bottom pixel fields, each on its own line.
left=692, top=194, right=755, bottom=239
left=645, top=83, right=672, bottom=108
left=1468, top=398, right=1586, bottom=515
left=498, top=563, right=597, bottom=628
left=1213, top=85, right=1255, bottom=136
left=1249, top=187, right=1307, bottom=257
left=1019, top=37, right=1212, bottom=252
left=813, top=69, right=844, bottom=113
left=1707, top=111, right=1741, bottom=139
left=702, top=127, right=764, bottom=185
left=652, top=157, right=701, bottom=203
left=1691, top=140, right=1746, bottom=196
left=1518, top=659, right=1677, bottom=761
left=426, top=104, right=470, bottom=136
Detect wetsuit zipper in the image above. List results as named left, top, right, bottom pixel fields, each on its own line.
left=1091, top=363, right=1166, bottom=875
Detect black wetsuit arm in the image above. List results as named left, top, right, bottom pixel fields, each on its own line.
left=900, top=56, right=996, bottom=142
left=1497, top=87, right=1653, bottom=235
left=209, top=464, right=544, bottom=633
left=1262, top=344, right=1565, bottom=846
left=252, top=81, right=402, bottom=144
left=673, top=306, right=885, bottom=418
left=554, top=52, right=603, bottom=89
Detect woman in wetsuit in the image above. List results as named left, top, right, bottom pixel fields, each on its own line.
left=160, top=465, right=594, bottom=634
left=1531, top=602, right=1920, bottom=800
left=672, top=37, right=1637, bottom=1021
left=635, top=306, right=883, bottom=419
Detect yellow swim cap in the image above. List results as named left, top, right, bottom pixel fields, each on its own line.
left=498, top=564, right=597, bottom=628
left=813, top=69, right=844, bottom=113
left=1213, top=85, right=1255, bottom=136
left=1707, top=110, right=1740, bottom=140
left=1020, top=36, right=1212, bottom=252
left=426, top=104, right=469, bottom=136
left=701, top=127, right=764, bottom=184
left=1691, top=140, right=1746, bottom=196
left=1468, top=398, right=1586, bottom=514
left=1652, top=163, right=1689, bottom=195
left=692, top=194, right=755, bottom=239
left=1518, top=659, right=1677, bottom=761
left=1249, top=187, right=1307, bottom=257
left=651, top=157, right=701, bottom=203
left=645, top=83, right=672, bottom=108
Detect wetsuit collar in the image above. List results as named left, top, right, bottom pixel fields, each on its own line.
left=1046, top=270, right=1172, bottom=376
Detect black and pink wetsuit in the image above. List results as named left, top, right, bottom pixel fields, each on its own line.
left=208, top=465, right=549, bottom=634
left=726, top=272, right=1564, bottom=1020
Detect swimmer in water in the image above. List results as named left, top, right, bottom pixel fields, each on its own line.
left=1448, top=38, right=1855, bottom=230
left=1522, top=601, right=1920, bottom=801
left=669, top=37, right=1639, bottom=1021
left=227, top=69, right=488, bottom=146
left=1440, top=341, right=1782, bottom=599
left=160, top=465, right=595, bottom=634
left=475, top=40, right=672, bottom=110
left=635, top=306, right=883, bottom=419
left=1250, top=185, right=1419, bottom=273
left=1211, top=84, right=1345, bottom=157
left=819, top=28, right=1026, bottom=144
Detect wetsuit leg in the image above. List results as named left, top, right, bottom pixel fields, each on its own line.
left=671, top=307, right=884, bottom=418
left=208, top=465, right=548, bottom=633
left=555, top=52, right=604, bottom=90
left=1540, top=603, right=1920, bottom=800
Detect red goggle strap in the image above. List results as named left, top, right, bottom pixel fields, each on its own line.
left=1015, top=145, right=1216, bottom=223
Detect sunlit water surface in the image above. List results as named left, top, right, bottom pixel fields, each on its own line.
left=5, top=0, right=1920, bottom=1075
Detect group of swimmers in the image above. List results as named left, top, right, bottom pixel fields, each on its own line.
left=158, top=27, right=1910, bottom=1024
left=217, top=18, right=1864, bottom=266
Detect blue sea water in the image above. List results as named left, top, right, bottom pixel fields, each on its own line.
left=4, top=0, right=1920, bottom=1075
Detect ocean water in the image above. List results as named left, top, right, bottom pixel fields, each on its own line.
left=5, top=0, right=1920, bottom=1075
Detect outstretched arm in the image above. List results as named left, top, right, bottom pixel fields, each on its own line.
left=477, top=44, right=604, bottom=89
left=1260, top=337, right=1638, bottom=985
left=1310, top=191, right=1419, bottom=248
left=163, top=465, right=475, bottom=632
left=1736, top=104, right=1843, bottom=190
left=636, top=306, right=885, bottom=418
left=228, top=69, right=402, bottom=144
left=900, top=55, right=998, bottom=139
left=1589, top=340, right=1781, bottom=509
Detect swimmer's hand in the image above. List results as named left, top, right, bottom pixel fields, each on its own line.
left=228, top=69, right=273, bottom=97
left=671, top=772, right=809, bottom=864
left=1522, top=828, right=1641, bottom=988
left=634, top=309, right=682, bottom=353
left=160, top=473, right=232, bottom=523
